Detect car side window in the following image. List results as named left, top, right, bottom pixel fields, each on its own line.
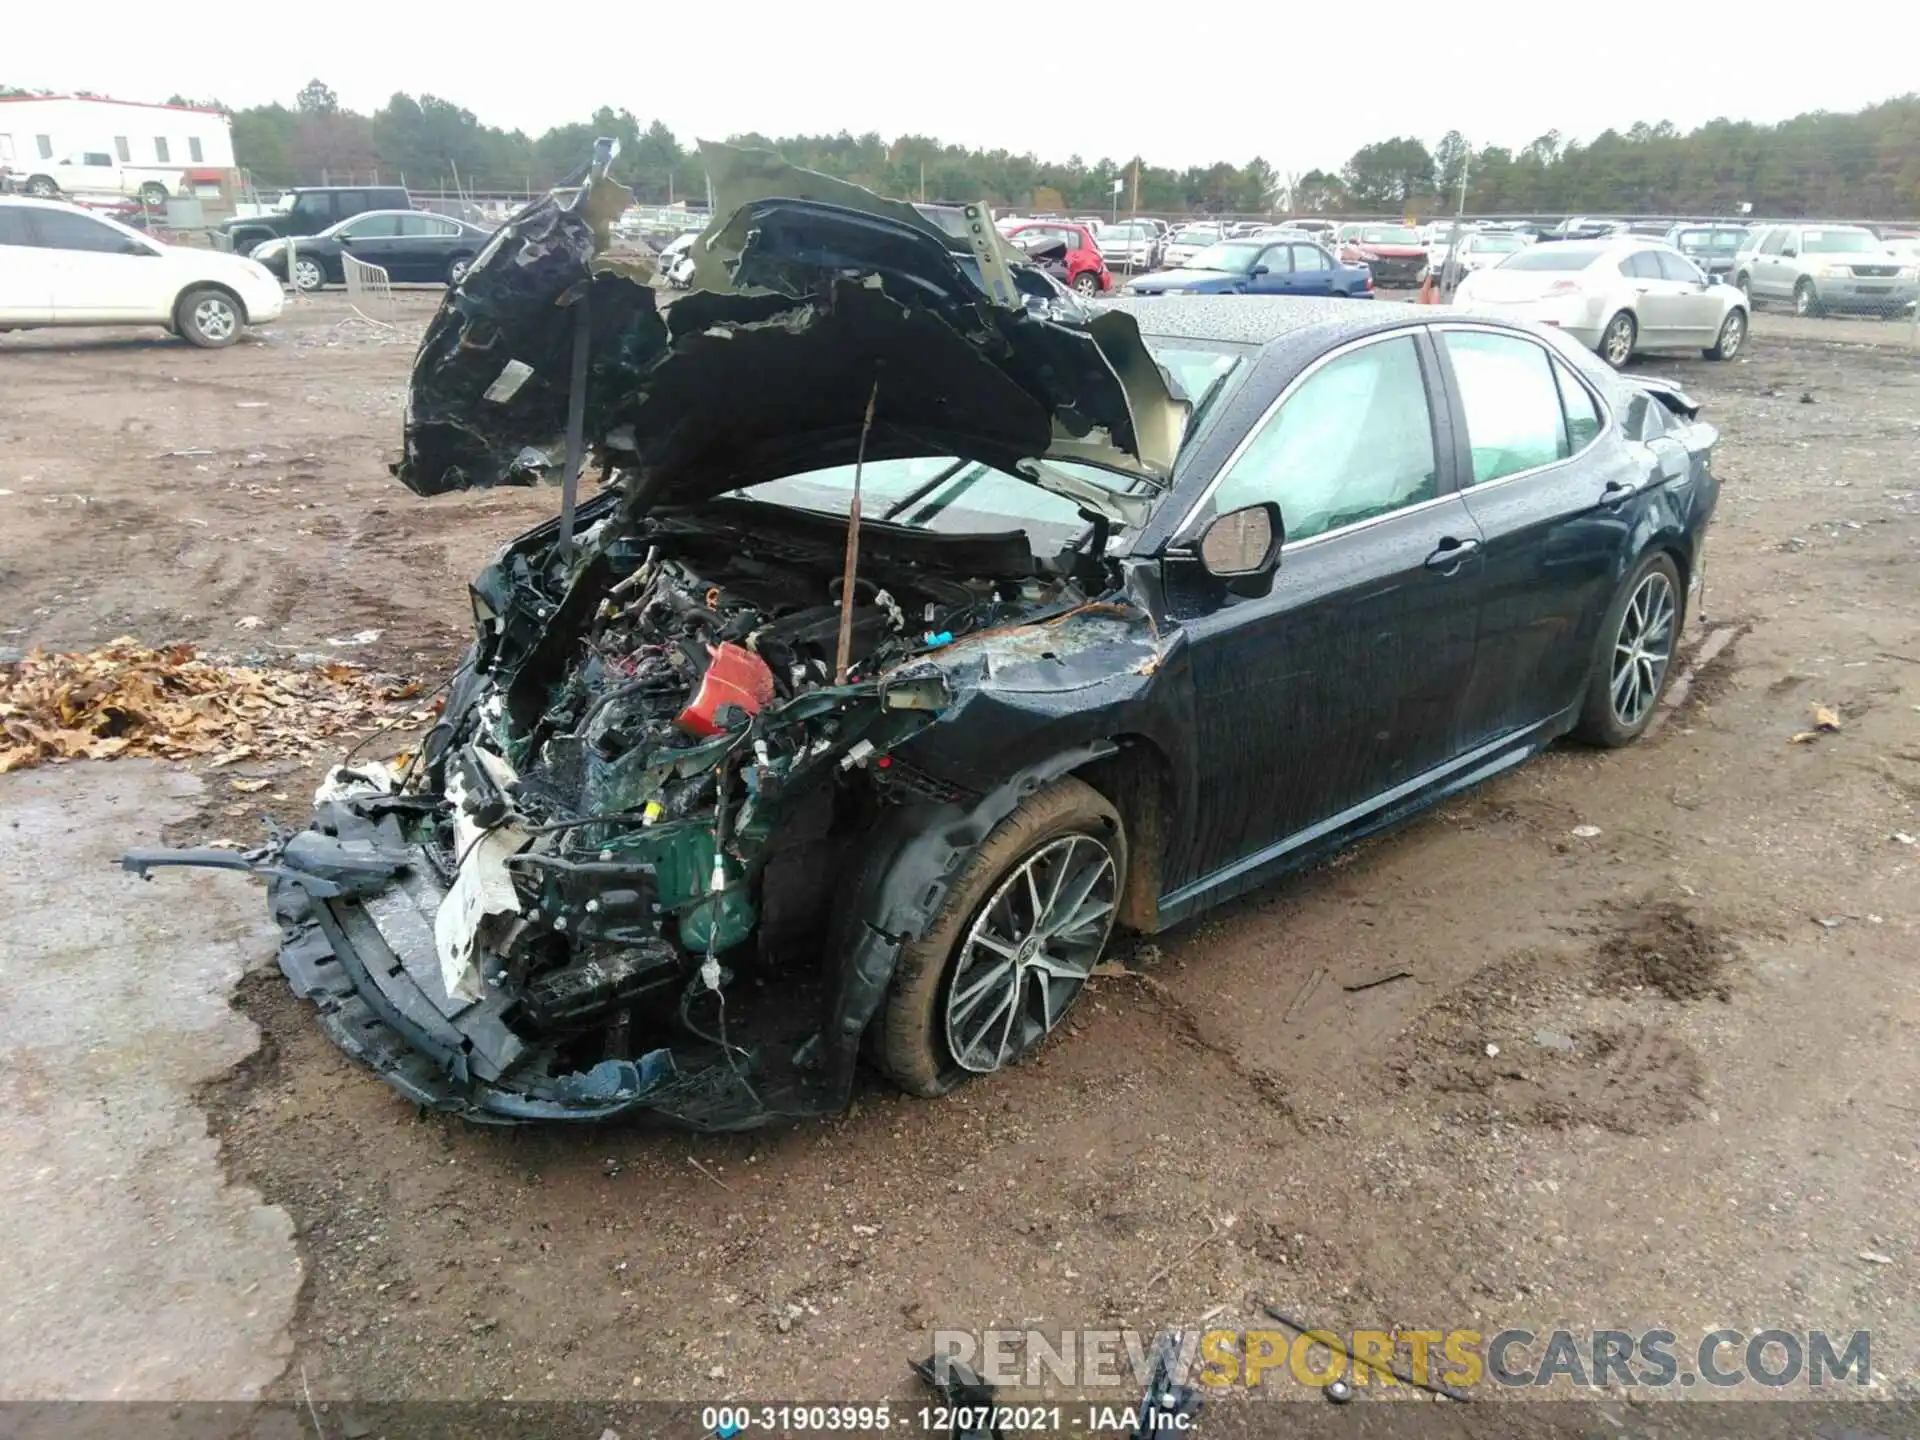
left=0, top=208, right=34, bottom=247
left=1619, top=251, right=1661, bottom=280
left=291, top=193, right=331, bottom=222
left=1758, top=229, right=1785, bottom=256
left=1210, top=336, right=1438, bottom=543
left=334, top=191, right=370, bottom=220
left=399, top=214, right=450, bottom=236
left=1654, top=250, right=1700, bottom=284
left=27, top=209, right=139, bottom=255
left=1291, top=243, right=1328, bottom=272
left=1442, top=330, right=1571, bottom=484
left=1256, top=246, right=1290, bottom=274
left=341, top=213, right=401, bottom=238
left=1553, top=360, right=1603, bottom=452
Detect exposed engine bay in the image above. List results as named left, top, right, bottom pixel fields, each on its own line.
left=341, top=497, right=1088, bottom=1125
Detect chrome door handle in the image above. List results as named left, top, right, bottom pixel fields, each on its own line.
left=1424, top=536, right=1481, bottom=573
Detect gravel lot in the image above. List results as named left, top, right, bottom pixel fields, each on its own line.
left=2, top=293, right=1916, bottom=1421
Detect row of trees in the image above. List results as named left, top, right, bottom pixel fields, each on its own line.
left=9, top=80, right=1919, bottom=216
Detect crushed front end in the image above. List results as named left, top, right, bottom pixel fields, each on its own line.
left=133, top=143, right=1186, bottom=1128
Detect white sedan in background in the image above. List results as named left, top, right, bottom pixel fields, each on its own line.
left=1452, top=230, right=1529, bottom=273
left=1160, top=224, right=1223, bottom=268
left=1452, top=237, right=1749, bottom=368
left=0, top=197, right=282, bottom=347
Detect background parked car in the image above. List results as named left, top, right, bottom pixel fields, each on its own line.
left=1452, top=231, right=1528, bottom=273
left=0, top=196, right=282, bottom=347
left=1093, top=220, right=1160, bottom=272
left=1732, top=223, right=1919, bottom=316
left=1663, top=223, right=1749, bottom=279
left=1161, top=223, right=1224, bottom=267
left=251, top=210, right=494, bottom=290
left=1002, top=221, right=1110, bottom=295
left=1124, top=237, right=1372, bottom=297
left=16, top=149, right=189, bottom=206
left=212, top=186, right=413, bottom=256
left=1452, top=238, right=1749, bottom=368
left=1333, top=223, right=1429, bottom=287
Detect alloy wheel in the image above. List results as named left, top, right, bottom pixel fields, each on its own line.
left=1074, top=273, right=1099, bottom=296
left=449, top=257, right=470, bottom=284
left=943, top=833, right=1118, bottom=1074
left=1717, top=310, right=1745, bottom=358
left=292, top=258, right=325, bottom=291
left=1603, top=315, right=1635, bottom=367
left=1610, top=570, right=1676, bottom=728
left=192, top=296, right=238, bottom=343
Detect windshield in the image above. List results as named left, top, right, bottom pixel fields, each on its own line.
left=1185, top=241, right=1263, bottom=272
left=733, top=344, right=1245, bottom=544
left=1170, top=227, right=1217, bottom=243
left=1676, top=229, right=1743, bottom=252
left=1498, top=245, right=1602, bottom=271
left=1361, top=227, right=1420, bottom=245
left=1801, top=229, right=1877, bottom=254
left=1475, top=235, right=1523, bottom=253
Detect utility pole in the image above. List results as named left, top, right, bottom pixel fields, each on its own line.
left=919, top=159, right=925, bottom=203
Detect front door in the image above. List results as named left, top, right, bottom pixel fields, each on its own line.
left=1167, top=330, right=1482, bottom=894
left=0, top=206, right=55, bottom=322
left=1432, top=326, right=1635, bottom=745
left=31, top=206, right=163, bottom=319
left=334, top=211, right=404, bottom=278
left=1247, top=242, right=1293, bottom=294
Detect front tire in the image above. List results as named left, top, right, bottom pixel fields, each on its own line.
left=290, top=254, right=328, bottom=292
left=1793, top=279, right=1821, bottom=318
left=1704, top=307, right=1746, bottom=361
left=176, top=287, right=242, bottom=348
left=1573, top=552, right=1682, bottom=747
left=1599, top=310, right=1637, bottom=369
left=872, top=777, right=1125, bottom=1097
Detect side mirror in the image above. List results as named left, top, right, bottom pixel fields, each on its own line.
left=1251, top=264, right=1270, bottom=276
left=1197, top=503, right=1283, bottom=579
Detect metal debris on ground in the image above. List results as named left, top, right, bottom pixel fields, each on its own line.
left=1343, top=970, right=1413, bottom=993
left=1130, top=1330, right=1203, bottom=1438
left=0, top=638, right=434, bottom=774
left=909, top=1354, right=1004, bottom=1440
left=1261, top=1302, right=1473, bottom=1402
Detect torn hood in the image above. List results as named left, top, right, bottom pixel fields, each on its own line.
left=396, top=142, right=1187, bottom=503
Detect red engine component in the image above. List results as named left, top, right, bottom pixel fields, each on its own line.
left=675, top=642, right=776, bottom=737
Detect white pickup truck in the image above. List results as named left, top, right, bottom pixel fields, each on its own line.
left=16, top=149, right=190, bottom=206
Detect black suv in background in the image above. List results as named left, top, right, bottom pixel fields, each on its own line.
left=213, top=186, right=412, bottom=254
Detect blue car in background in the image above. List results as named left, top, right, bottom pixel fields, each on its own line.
left=1123, top=236, right=1373, bottom=298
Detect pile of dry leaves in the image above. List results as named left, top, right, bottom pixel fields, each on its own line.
left=0, top=638, right=437, bottom=774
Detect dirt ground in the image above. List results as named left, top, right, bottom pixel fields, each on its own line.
left=3, top=293, right=1917, bottom=1419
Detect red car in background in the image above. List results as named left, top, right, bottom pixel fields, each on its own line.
left=1333, top=222, right=1429, bottom=289
left=1001, top=221, right=1112, bottom=296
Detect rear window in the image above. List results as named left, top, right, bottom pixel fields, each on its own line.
left=1676, top=228, right=1742, bottom=251
left=1500, top=246, right=1603, bottom=272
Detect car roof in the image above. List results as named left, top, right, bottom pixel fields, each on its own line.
left=1103, top=295, right=1404, bottom=348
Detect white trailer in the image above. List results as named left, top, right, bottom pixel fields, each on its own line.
left=0, top=96, right=235, bottom=203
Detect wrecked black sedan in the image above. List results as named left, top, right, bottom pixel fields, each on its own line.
left=132, top=146, right=1717, bottom=1129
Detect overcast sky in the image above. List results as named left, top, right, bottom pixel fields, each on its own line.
left=13, top=1, right=1920, bottom=173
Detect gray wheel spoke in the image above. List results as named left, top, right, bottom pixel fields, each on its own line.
left=943, top=830, right=1119, bottom=1076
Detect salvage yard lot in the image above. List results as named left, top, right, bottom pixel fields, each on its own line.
left=3, top=294, right=1918, bottom=1414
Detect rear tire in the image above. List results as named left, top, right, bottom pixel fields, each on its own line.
left=447, top=253, right=473, bottom=285
left=24, top=175, right=57, bottom=198
left=175, top=287, right=242, bottom=348
left=137, top=182, right=170, bottom=207
left=871, top=777, right=1125, bottom=1097
left=1073, top=271, right=1100, bottom=296
left=1572, top=552, right=1682, bottom=748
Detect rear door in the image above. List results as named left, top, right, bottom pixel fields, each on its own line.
left=393, top=212, right=460, bottom=280
left=0, top=206, right=55, bottom=322
left=1168, top=330, right=1483, bottom=892
left=1618, top=249, right=1684, bottom=344
left=1433, top=325, right=1636, bottom=743
left=31, top=207, right=168, bottom=320
left=1290, top=242, right=1340, bottom=296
